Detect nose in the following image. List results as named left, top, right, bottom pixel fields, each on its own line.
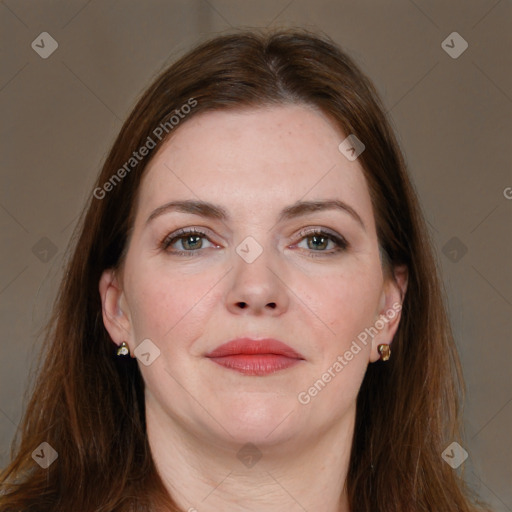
left=225, top=244, right=290, bottom=316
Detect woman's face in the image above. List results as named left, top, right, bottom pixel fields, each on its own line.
left=101, top=104, right=405, bottom=446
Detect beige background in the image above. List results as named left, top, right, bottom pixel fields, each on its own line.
left=1, top=0, right=511, bottom=510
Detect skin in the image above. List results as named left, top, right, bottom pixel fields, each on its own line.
left=100, top=104, right=408, bottom=512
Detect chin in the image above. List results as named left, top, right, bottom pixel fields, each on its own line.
left=215, top=396, right=301, bottom=446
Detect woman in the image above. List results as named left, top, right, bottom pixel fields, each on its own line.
left=0, top=29, right=489, bottom=511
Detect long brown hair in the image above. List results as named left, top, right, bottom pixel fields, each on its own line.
left=1, top=29, right=487, bottom=511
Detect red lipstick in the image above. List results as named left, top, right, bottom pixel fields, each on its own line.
left=205, top=338, right=304, bottom=376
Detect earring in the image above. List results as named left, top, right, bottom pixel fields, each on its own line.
left=116, top=341, right=130, bottom=356
left=377, top=344, right=391, bottom=361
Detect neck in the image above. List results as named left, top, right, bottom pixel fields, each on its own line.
left=146, top=394, right=354, bottom=512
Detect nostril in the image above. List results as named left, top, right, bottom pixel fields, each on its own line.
left=235, top=301, right=277, bottom=309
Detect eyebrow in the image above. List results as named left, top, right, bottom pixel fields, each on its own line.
left=146, top=199, right=366, bottom=231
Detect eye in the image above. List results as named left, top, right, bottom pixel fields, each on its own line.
left=294, top=228, right=348, bottom=257
left=159, top=228, right=218, bottom=256
left=159, top=227, right=348, bottom=258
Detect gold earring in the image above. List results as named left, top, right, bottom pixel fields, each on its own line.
left=377, top=344, right=391, bottom=361
left=117, top=341, right=130, bottom=356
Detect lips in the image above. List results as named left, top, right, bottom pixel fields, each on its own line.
left=205, top=337, right=304, bottom=376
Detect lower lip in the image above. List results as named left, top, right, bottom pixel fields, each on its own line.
left=207, top=354, right=302, bottom=376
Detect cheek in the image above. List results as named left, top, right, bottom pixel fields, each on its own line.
left=295, top=262, right=383, bottom=344
left=296, top=266, right=379, bottom=415
left=125, top=263, right=219, bottom=345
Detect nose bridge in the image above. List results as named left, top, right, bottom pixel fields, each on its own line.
left=226, top=234, right=288, bottom=314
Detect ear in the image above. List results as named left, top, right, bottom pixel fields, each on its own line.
left=99, top=268, right=135, bottom=357
left=369, top=264, right=408, bottom=363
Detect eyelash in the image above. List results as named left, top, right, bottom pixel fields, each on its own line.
left=159, top=227, right=349, bottom=258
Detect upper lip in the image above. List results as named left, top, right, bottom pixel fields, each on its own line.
left=205, top=337, right=304, bottom=359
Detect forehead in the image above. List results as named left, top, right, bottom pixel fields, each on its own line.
left=136, top=105, right=374, bottom=225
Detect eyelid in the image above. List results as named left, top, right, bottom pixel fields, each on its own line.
left=163, top=226, right=216, bottom=241
left=160, top=227, right=218, bottom=248
left=294, top=225, right=344, bottom=239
